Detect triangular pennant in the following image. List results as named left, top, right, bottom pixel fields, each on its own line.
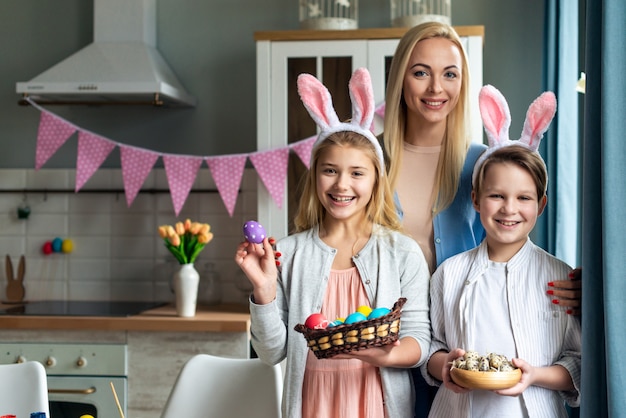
left=75, top=131, right=117, bottom=192
left=289, top=136, right=316, bottom=169
left=120, top=146, right=160, bottom=207
left=35, top=111, right=77, bottom=169
left=163, top=155, right=204, bottom=216
left=205, top=154, right=247, bottom=217
left=249, top=148, right=290, bottom=209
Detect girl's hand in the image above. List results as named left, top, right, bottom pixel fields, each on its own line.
left=443, top=349, right=471, bottom=394
left=494, top=358, right=533, bottom=397
left=234, top=237, right=278, bottom=304
left=331, top=342, right=398, bottom=366
left=332, top=337, right=420, bottom=368
left=547, top=267, right=581, bottom=315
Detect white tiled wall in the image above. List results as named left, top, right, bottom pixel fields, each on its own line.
left=0, top=168, right=258, bottom=304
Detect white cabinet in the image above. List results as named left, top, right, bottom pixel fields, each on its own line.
left=255, top=27, right=484, bottom=239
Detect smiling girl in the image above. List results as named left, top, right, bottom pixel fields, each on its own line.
left=235, top=68, right=430, bottom=418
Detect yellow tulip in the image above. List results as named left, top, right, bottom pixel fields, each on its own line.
left=190, top=222, right=202, bottom=235
left=198, top=232, right=214, bottom=244
left=200, top=224, right=211, bottom=235
left=157, top=226, right=168, bottom=238
left=168, top=233, right=181, bottom=247
left=158, top=220, right=213, bottom=263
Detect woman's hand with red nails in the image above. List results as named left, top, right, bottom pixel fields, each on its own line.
left=547, top=267, right=581, bottom=315
left=268, top=237, right=281, bottom=266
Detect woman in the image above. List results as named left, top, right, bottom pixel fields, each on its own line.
left=381, top=22, right=581, bottom=417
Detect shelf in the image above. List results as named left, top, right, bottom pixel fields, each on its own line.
left=254, top=26, right=484, bottom=41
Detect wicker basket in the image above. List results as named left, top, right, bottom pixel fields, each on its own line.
left=294, top=298, right=406, bottom=359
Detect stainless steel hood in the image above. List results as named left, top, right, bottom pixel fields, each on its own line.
left=16, top=0, right=196, bottom=107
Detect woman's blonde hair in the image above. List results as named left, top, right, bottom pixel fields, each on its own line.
left=383, top=21, right=472, bottom=213
left=293, top=131, right=401, bottom=232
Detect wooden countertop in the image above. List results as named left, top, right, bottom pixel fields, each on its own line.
left=0, top=303, right=250, bottom=333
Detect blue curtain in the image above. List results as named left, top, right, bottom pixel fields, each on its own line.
left=580, top=0, right=626, bottom=417
left=541, top=0, right=580, bottom=267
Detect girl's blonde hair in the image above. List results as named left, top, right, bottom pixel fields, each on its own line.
left=383, top=21, right=472, bottom=214
left=293, top=131, right=401, bottom=232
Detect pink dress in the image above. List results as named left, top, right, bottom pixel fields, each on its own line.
left=301, top=267, right=385, bottom=418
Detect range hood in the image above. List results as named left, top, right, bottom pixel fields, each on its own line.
left=16, top=0, right=196, bottom=107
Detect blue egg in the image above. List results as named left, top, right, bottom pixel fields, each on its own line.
left=344, top=312, right=367, bottom=324
left=51, top=237, right=63, bottom=253
left=367, top=307, right=391, bottom=320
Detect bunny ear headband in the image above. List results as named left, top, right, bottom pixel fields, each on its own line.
left=472, top=84, right=557, bottom=185
left=297, top=67, right=384, bottom=170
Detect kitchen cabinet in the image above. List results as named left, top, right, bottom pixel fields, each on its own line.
left=255, top=27, right=484, bottom=239
left=0, top=303, right=250, bottom=418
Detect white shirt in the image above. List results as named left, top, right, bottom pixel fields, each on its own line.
left=422, top=239, right=581, bottom=418
left=471, top=261, right=526, bottom=417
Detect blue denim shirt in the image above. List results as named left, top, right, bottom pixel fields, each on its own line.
left=395, top=143, right=487, bottom=268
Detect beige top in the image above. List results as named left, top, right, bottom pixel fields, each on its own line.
left=396, top=143, right=441, bottom=273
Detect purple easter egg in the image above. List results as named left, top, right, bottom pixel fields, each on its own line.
left=243, top=220, right=267, bottom=244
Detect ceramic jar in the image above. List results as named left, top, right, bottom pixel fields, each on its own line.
left=173, top=263, right=200, bottom=317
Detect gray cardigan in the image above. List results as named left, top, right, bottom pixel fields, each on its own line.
left=249, top=225, right=431, bottom=418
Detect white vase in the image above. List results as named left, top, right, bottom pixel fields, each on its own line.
left=173, top=263, right=200, bottom=317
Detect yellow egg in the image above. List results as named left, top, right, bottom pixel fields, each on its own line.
left=62, top=239, right=74, bottom=253
left=356, top=305, right=372, bottom=317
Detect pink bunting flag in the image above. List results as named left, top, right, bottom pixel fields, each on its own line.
left=35, top=111, right=77, bottom=169
left=289, top=136, right=316, bottom=169
left=163, top=155, right=204, bottom=216
left=120, top=146, right=160, bottom=207
left=75, top=131, right=117, bottom=191
left=205, top=154, right=247, bottom=217
left=249, top=148, right=290, bottom=209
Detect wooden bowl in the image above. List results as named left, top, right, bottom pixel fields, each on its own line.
left=450, top=368, right=522, bottom=390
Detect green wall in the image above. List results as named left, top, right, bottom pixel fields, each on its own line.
left=0, top=0, right=544, bottom=168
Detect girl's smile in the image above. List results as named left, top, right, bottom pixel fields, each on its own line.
left=316, top=144, right=376, bottom=221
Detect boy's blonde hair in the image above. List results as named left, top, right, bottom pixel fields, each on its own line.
left=293, top=131, right=401, bottom=232
left=383, top=21, right=472, bottom=214
left=473, top=145, right=548, bottom=201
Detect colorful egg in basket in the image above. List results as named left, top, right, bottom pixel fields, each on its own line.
left=294, top=298, right=406, bottom=359
left=449, top=351, right=522, bottom=390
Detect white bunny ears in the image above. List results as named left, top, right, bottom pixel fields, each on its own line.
left=472, top=84, right=557, bottom=184
left=297, top=67, right=384, bottom=170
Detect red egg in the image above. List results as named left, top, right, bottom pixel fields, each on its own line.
left=304, top=313, right=330, bottom=330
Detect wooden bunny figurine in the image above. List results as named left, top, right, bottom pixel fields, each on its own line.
left=5, top=254, right=26, bottom=302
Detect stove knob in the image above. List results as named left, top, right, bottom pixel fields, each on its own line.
left=76, top=356, right=88, bottom=368
left=45, top=356, right=57, bottom=367
left=16, top=355, right=27, bottom=363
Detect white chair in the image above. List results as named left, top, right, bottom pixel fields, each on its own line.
left=161, top=354, right=283, bottom=418
left=0, top=361, right=50, bottom=417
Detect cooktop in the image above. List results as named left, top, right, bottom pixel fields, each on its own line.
left=0, top=300, right=167, bottom=317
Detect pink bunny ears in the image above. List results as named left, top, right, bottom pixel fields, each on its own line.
left=297, top=67, right=384, bottom=170
left=472, top=84, right=557, bottom=184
